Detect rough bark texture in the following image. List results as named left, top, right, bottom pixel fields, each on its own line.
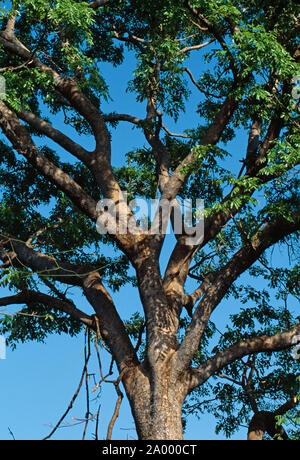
left=0, top=2, right=299, bottom=440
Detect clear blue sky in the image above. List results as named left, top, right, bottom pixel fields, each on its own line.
left=0, top=3, right=289, bottom=440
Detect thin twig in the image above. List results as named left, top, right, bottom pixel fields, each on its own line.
left=42, top=329, right=91, bottom=440
left=91, top=319, right=114, bottom=393
left=161, top=122, right=191, bottom=139
left=0, top=310, right=48, bottom=319
left=8, top=426, right=15, bottom=440
left=106, top=382, right=124, bottom=440
left=94, top=404, right=101, bottom=441
left=82, top=330, right=91, bottom=440
left=0, top=60, right=34, bottom=73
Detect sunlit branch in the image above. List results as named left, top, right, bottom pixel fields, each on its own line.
left=18, top=109, right=91, bottom=162
left=179, top=38, right=215, bottom=54
left=0, top=102, right=99, bottom=222
left=0, top=289, right=94, bottom=329
left=175, top=212, right=300, bottom=376
left=188, top=323, right=300, bottom=392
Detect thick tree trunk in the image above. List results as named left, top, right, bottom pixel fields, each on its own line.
left=146, top=390, right=184, bottom=440
left=131, top=379, right=184, bottom=440
left=125, top=253, right=186, bottom=439
left=122, top=357, right=186, bottom=440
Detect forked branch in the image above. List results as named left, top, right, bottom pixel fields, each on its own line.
left=188, top=323, right=300, bottom=393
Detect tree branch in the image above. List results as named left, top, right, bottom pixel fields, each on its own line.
left=183, top=66, right=202, bottom=92
left=188, top=323, right=300, bottom=392
left=160, top=122, right=191, bottom=139
left=0, top=104, right=142, bottom=260
left=111, top=31, right=146, bottom=52
left=0, top=236, right=94, bottom=286
left=247, top=395, right=299, bottom=440
left=18, top=109, right=91, bottom=162
left=185, top=0, right=238, bottom=78
left=0, top=31, right=111, bottom=160
left=0, top=34, right=142, bottom=252
left=83, top=272, right=138, bottom=373
left=0, top=236, right=139, bottom=373
left=0, top=102, right=99, bottom=222
left=43, top=328, right=91, bottom=440
left=163, top=112, right=285, bottom=301
left=102, top=113, right=143, bottom=125
left=179, top=39, right=215, bottom=54
left=3, top=14, right=17, bottom=38
left=161, top=94, right=238, bottom=203
left=0, top=289, right=94, bottom=329
left=106, top=381, right=124, bottom=440
left=174, top=212, right=300, bottom=377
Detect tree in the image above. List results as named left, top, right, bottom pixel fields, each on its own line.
left=0, top=0, right=299, bottom=440
left=182, top=267, right=300, bottom=440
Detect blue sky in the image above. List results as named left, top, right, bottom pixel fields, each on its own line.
left=0, top=2, right=297, bottom=441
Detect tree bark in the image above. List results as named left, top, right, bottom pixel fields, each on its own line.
left=122, top=361, right=186, bottom=440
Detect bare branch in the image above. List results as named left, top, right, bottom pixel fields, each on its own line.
left=161, top=122, right=191, bottom=139
left=82, top=331, right=91, bottom=440
left=43, top=328, right=91, bottom=440
left=179, top=39, right=215, bottom=54
left=103, top=113, right=143, bottom=125
left=187, top=17, right=209, bottom=32
left=111, top=31, right=146, bottom=52
left=0, top=60, right=34, bottom=73
left=183, top=67, right=226, bottom=99
left=182, top=66, right=202, bottom=92
left=106, top=382, right=124, bottom=440
left=83, top=272, right=138, bottom=373
left=4, top=14, right=17, bottom=38
left=18, top=109, right=91, bottom=162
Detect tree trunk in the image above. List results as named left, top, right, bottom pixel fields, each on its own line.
left=122, top=359, right=186, bottom=440
left=134, top=381, right=184, bottom=440
left=147, top=394, right=184, bottom=440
